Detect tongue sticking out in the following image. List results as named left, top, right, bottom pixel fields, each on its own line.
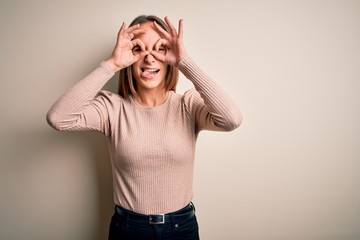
left=141, top=69, right=158, bottom=79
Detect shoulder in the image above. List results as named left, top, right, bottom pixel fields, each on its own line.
left=169, top=89, right=204, bottom=115
left=170, top=89, right=199, bottom=104
left=94, top=90, right=128, bottom=108
left=181, top=88, right=203, bottom=107
left=96, top=90, right=122, bottom=101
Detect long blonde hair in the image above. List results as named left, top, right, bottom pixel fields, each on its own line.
left=118, top=15, right=179, bottom=98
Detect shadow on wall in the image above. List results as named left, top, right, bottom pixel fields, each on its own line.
left=2, top=127, right=114, bottom=240
left=85, top=132, right=114, bottom=240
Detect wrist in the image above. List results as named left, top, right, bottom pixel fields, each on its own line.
left=106, top=58, right=122, bottom=72
left=175, top=52, right=188, bottom=67
left=176, top=55, right=189, bottom=68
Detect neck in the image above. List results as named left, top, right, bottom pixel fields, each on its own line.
left=135, top=89, right=169, bottom=108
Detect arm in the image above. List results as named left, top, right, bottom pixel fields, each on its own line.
left=151, top=17, right=242, bottom=132
left=46, top=22, right=148, bottom=132
left=46, top=62, right=115, bottom=132
left=179, top=57, right=242, bottom=131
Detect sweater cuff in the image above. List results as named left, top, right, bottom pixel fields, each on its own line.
left=177, top=56, right=195, bottom=73
left=100, top=61, right=116, bottom=76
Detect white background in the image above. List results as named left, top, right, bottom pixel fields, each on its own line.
left=1, top=0, right=360, bottom=239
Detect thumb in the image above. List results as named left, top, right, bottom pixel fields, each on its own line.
left=134, top=50, right=149, bottom=62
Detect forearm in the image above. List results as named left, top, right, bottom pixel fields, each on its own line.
left=178, top=56, right=242, bottom=130
left=47, top=61, right=115, bottom=130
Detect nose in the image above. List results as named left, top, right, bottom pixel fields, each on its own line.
left=144, top=52, right=155, bottom=63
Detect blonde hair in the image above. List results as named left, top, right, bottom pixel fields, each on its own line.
left=118, top=15, right=179, bottom=98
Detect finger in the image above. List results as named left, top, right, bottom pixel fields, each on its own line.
left=125, top=23, right=141, bottom=34
left=153, top=21, right=171, bottom=39
left=127, top=33, right=134, bottom=40
left=151, top=50, right=166, bottom=62
left=117, top=22, right=126, bottom=39
left=124, top=30, right=146, bottom=41
left=154, top=38, right=166, bottom=51
left=124, top=24, right=146, bottom=40
left=132, top=39, right=148, bottom=62
left=134, top=50, right=149, bottom=62
left=131, top=29, right=147, bottom=37
left=178, top=19, right=184, bottom=40
left=120, top=22, right=126, bottom=33
left=164, top=16, right=177, bottom=36
left=132, top=39, right=146, bottom=51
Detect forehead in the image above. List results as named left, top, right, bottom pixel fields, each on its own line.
left=134, top=22, right=162, bottom=45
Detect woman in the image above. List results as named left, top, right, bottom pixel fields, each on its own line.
left=47, top=15, right=242, bottom=240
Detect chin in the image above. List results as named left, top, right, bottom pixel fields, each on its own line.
left=138, top=79, right=165, bottom=90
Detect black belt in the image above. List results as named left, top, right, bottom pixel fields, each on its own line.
left=115, top=203, right=195, bottom=225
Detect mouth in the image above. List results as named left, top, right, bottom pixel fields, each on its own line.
left=141, top=68, right=160, bottom=79
left=141, top=68, right=160, bottom=73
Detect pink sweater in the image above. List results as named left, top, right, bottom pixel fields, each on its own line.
left=47, top=57, right=242, bottom=214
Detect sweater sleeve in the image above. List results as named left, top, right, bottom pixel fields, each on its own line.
left=46, top=61, right=116, bottom=136
left=178, top=56, right=242, bottom=133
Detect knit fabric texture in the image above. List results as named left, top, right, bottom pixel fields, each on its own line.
left=47, top=56, right=241, bottom=214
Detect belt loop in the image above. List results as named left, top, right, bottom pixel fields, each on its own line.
left=115, top=205, right=121, bottom=216
left=116, top=205, right=129, bottom=222
left=190, top=202, right=196, bottom=212
left=122, top=207, right=129, bottom=224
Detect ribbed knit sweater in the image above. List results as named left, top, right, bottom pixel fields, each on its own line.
left=47, top=57, right=242, bottom=214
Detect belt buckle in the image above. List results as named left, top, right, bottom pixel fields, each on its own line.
left=149, top=214, right=165, bottom=225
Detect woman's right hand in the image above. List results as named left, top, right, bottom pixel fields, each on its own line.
left=106, top=23, right=148, bottom=72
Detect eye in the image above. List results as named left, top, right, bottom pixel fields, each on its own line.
left=156, top=46, right=166, bottom=54
left=132, top=46, right=141, bottom=52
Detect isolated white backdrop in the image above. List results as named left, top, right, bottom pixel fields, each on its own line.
left=1, top=0, right=360, bottom=239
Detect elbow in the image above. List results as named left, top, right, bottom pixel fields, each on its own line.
left=224, top=110, right=243, bottom=131
left=233, top=111, right=243, bottom=130
left=46, top=110, right=61, bottom=131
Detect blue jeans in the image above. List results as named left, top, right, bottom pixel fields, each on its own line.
left=108, top=203, right=200, bottom=240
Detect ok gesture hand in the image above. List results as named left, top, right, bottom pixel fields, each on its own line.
left=151, top=17, right=188, bottom=67
left=107, top=23, right=148, bottom=72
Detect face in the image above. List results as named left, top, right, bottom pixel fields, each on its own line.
left=131, top=22, right=168, bottom=92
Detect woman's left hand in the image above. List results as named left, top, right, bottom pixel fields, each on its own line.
left=151, top=17, right=188, bottom=67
